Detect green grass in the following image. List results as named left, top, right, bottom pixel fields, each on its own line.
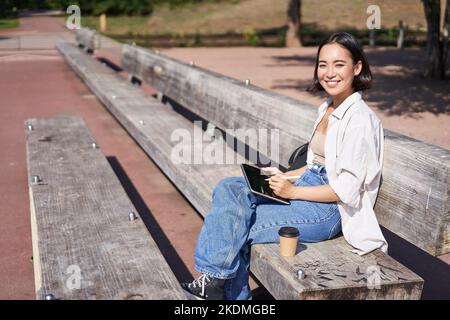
left=77, top=0, right=427, bottom=47
left=0, top=18, right=19, bottom=30
left=79, top=0, right=427, bottom=36
left=81, top=15, right=149, bottom=35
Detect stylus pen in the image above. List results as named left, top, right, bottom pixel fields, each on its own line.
left=265, top=175, right=300, bottom=181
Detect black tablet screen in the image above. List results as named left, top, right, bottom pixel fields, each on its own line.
left=241, top=164, right=290, bottom=204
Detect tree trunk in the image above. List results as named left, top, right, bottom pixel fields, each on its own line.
left=286, top=0, right=302, bottom=47
left=422, top=0, right=445, bottom=79
left=443, top=0, right=449, bottom=73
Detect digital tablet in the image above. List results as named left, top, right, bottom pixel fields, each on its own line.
left=240, top=163, right=290, bottom=205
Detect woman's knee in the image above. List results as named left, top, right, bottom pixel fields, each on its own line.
left=221, top=176, right=246, bottom=186
left=213, top=176, right=246, bottom=196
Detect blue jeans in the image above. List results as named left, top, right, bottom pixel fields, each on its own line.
left=194, top=163, right=342, bottom=300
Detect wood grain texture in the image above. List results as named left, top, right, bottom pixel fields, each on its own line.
left=251, top=238, right=423, bottom=300
left=57, top=42, right=424, bottom=299
left=26, top=115, right=186, bottom=300
left=121, top=44, right=450, bottom=256
left=75, top=28, right=100, bottom=53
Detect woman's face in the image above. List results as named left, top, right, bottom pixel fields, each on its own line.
left=317, top=43, right=362, bottom=99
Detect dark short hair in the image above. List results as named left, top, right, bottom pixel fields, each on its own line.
left=308, top=32, right=372, bottom=92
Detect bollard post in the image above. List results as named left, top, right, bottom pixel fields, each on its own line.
left=369, top=29, right=375, bottom=47
left=397, top=20, right=404, bottom=49
left=99, top=13, right=107, bottom=33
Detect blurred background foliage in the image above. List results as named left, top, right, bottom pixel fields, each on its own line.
left=0, top=0, right=431, bottom=48
left=0, top=0, right=445, bottom=78
left=0, top=0, right=226, bottom=17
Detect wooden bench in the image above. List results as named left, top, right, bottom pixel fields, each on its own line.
left=56, top=41, right=433, bottom=299
left=26, top=116, right=186, bottom=300
left=75, top=28, right=100, bottom=54
left=121, top=45, right=450, bottom=258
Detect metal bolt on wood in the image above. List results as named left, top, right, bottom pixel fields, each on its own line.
left=139, top=120, right=145, bottom=125
left=32, top=175, right=41, bottom=184
left=156, top=92, right=164, bottom=101
left=92, top=142, right=97, bottom=149
left=129, top=212, right=137, bottom=221
left=27, top=124, right=33, bottom=131
left=153, top=65, right=163, bottom=74
left=245, top=79, right=250, bottom=86
left=189, top=61, right=195, bottom=66
left=44, top=293, right=56, bottom=300
left=297, top=269, right=306, bottom=280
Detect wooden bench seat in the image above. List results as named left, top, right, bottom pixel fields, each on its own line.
left=26, top=115, right=186, bottom=300
left=56, top=41, right=425, bottom=299
left=121, top=44, right=450, bottom=258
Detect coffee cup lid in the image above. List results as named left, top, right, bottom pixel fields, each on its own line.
left=278, top=226, right=300, bottom=238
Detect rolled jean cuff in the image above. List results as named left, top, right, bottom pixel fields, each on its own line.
left=195, top=266, right=235, bottom=280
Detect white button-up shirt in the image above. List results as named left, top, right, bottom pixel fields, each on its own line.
left=306, top=91, right=388, bottom=255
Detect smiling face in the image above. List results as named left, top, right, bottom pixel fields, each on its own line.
left=317, top=42, right=362, bottom=103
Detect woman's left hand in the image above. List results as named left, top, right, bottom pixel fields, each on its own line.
left=268, top=174, right=297, bottom=199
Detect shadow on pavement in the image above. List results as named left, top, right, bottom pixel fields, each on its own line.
left=106, top=156, right=193, bottom=283
left=382, top=226, right=450, bottom=299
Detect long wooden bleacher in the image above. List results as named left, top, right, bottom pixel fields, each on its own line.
left=26, top=116, right=186, bottom=299
left=55, top=38, right=434, bottom=299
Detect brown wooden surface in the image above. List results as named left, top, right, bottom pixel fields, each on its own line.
left=251, top=237, right=423, bottom=300
left=26, top=115, right=186, bottom=300
left=57, top=42, right=424, bottom=299
left=121, top=44, right=450, bottom=256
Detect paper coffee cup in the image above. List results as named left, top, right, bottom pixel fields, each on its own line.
left=278, top=226, right=300, bottom=257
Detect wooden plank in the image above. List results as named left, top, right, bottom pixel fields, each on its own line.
left=122, top=44, right=314, bottom=167
left=75, top=28, right=99, bottom=53
left=26, top=115, right=186, bottom=300
left=57, top=43, right=424, bottom=299
left=379, top=132, right=450, bottom=256
left=121, top=44, right=450, bottom=256
left=251, top=238, right=423, bottom=300
left=57, top=43, right=246, bottom=213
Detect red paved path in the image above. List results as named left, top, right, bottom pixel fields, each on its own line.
left=0, top=17, right=213, bottom=299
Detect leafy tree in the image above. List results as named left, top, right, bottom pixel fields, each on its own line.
left=0, top=0, right=15, bottom=17
left=422, top=0, right=449, bottom=79
left=2, top=0, right=154, bottom=16
left=286, top=0, right=302, bottom=47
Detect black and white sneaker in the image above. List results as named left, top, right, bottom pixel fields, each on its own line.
left=181, top=274, right=225, bottom=300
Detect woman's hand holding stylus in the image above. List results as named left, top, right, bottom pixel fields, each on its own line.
left=268, top=174, right=297, bottom=199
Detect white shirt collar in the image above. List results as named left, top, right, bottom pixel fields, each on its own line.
left=319, top=91, right=363, bottom=120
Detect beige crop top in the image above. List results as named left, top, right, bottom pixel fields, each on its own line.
left=310, top=131, right=326, bottom=165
